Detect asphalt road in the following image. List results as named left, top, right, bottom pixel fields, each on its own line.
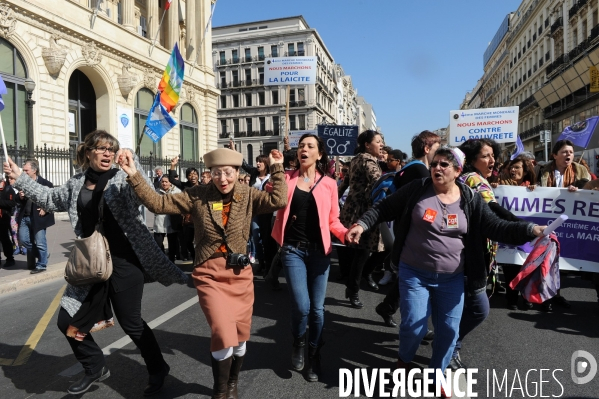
left=0, top=259, right=598, bottom=398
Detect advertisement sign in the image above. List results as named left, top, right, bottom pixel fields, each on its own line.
left=288, top=130, right=316, bottom=148
left=449, top=106, right=519, bottom=145
left=117, top=106, right=133, bottom=149
left=264, top=57, right=317, bottom=86
left=317, top=125, right=359, bottom=156
left=494, top=186, right=599, bottom=273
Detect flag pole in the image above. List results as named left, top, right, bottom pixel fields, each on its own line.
left=285, top=85, right=290, bottom=138
left=189, top=0, right=216, bottom=76
left=0, top=115, right=11, bottom=165
left=149, top=8, right=168, bottom=57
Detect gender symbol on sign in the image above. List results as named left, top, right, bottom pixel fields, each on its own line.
left=327, top=139, right=350, bottom=155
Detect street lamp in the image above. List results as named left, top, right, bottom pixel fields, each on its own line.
left=24, top=78, right=36, bottom=157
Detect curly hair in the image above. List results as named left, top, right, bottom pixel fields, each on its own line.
left=458, top=138, right=500, bottom=175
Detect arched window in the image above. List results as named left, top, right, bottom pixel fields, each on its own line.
left=0, top=38, right=29, bottom=147
left=180, top=103, right=198, bottom=161
left=134, top=88, right=161, bottom=157
left=247, top=144, right=253, bottom=164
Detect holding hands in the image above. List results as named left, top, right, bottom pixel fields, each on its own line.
left=116, top=149, right=137, bottom=176
left=345, top=224, right=364, bottom=245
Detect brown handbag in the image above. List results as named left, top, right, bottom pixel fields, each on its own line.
left=64, top=191, right=113, bottom=286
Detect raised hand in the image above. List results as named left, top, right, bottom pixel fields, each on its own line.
left=116, top=149, right=137, bottom=176
left=170, top=155, right=179, bottom=169
left=3, top=156, right=21, bottom=180
left=269, top=149, right=284, bottom=165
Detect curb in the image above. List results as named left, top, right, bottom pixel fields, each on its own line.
left=0, top=261, right=66, bottom=296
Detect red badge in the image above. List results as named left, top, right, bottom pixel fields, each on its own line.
left=422, top=208, right=437, bottom=223
left=447, top=214, right=458, bottom=229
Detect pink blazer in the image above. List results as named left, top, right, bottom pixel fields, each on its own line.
left=271, top=171, right=347, bottom=255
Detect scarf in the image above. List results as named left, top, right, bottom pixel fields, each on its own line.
left=84, top=168, right=119, bottom=222
left=546, top=162, right=575, bottom=187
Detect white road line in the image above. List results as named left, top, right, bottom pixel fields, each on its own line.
left=58, top=296, right=198, bottom=377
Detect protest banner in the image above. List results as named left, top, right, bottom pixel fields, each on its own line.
left=494, top=186, right=599, bottom=273
left=288, top=130, right=316, bottom=148
left=263, top=57, right=317, bottom=86
left=317, top=125, right=359, bottom=156
left=449, top=106, right=519, bottom=145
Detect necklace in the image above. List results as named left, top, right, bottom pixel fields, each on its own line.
left=303, top=176, right=311, bottom=183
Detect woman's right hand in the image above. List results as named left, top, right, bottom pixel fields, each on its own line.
left=170, top=155, right=179, bottom=169
left=345, top=224, right=364, bottom=244
left=3, top=156, right=21, bottom=180
left=116, top=149, right=137, bottom=176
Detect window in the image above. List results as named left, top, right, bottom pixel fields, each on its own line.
left=258, top=47, right=265, bottom=60
left=180, top=104, right=198, bottom=161
left=135, top=88, right=161, bottom=157
left=297, top=42, right=305, bottom=56
left=233, top=94, right=239, bottom=107
left=289, top=115, right=296, bottom=130
left=232, top=49, right=238, bottom=63
left=220, top=119, right=227, bottom=135
left=245, top=48, right=251, bottom=62
left=271, top=45, right=278, bottom=57
left=220, top=71, right=226, bottom=87
left=233, top=118, right=239, bottom=134
left=258, top=92, right=265, bottom=105
left=219, top=51, right=226, bottom=65
left=139, top=16, right=147, bottom=38
left=246, top=118, right=253, bottom=134
left=220, top=95, right=226, bottom=109
left=273, top=116, right=280, bottom=134
left=288, top=43, right=295, bottom=56
left=245, top=69, right=251, bottom=85
left=298, top=88, right=305, bottom=101
left=272, top=90, right=279, bottom=105
left=245, top=93, right=252, bottom=106
left=247, top=144, right=253, bottom=162
left=232, top=70, right=239, bottom=86
left=259, top=117, right=265, bottom=133
left=298, top=114, right=305, bottom=130
left=258, top=67, right=264, bottom=84
left=0, top=38, right=30, bottom=147
left=289, top=89, right=296, bottom=102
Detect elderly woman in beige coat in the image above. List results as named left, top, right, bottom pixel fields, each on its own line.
left=118, top=148, right=287, bottom=399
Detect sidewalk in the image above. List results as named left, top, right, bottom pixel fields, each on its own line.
left=0, top=211, right=189, bottom=295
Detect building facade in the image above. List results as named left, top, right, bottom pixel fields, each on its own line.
left=0, top=0, right=218, bottom=176
left=212, top=16, right=363, bottom=163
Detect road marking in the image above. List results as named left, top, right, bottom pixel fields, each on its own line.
left=59, top=295, right=198, bottom=377
left=9, top=285, right=66, bottom=366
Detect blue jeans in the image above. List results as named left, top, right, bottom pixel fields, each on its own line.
left=18, top=216, right=48, bottom=269
left=250, top=217, right=263, bottom=261
left=452, top=285, right=490, bottom=358
left=398, top=262, right=464, bottom=371
left=281, top=244, right=330, bottom=348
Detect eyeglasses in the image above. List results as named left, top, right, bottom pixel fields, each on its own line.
left=430, top=161, right=451, bottom=169
left=210, top=169, right=236, bottom=178
left=386, top=158, right=398, bottom=163
left=93, top=146, right=116, bottom=155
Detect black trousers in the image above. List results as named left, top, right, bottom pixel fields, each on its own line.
left=0, top=221, right=13, bottom=260
left=57, top=281, right=166, bottom=376
left=345, top=247, right=371, bottom=294
left=362, top=250, right=390, bottom=277
left=257, top=214, right=277, bottom=273
left=181, top=225, right=195, bottom=262
left=379, top=276, right=400, bottom=315
left=502, top=264, right=522, bottom=305
left=153, top=232, right=180, bottom=262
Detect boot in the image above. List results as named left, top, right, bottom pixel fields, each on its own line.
left=26, top=251, right=36, bottom=270
left=345, top=288, right=364, bottom=309
left=211, top=356, right=233, bottom=399
left=305, top=344, right=321, bottom=382
left=291, top=333, right=306, bottom=371
left=375, top=302, right=397, bottom=327
left=67, top=366, right=110, bottom=395
left=226, top=355, right=245, bottom=399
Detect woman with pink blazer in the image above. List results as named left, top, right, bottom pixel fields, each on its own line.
left=271, top=134, right=347, bottom=382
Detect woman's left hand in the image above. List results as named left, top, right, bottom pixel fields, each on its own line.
left=116, top=149, right=138, bottom=176
left=533, top=225, right=548, bottom=237
left=528, top=185, right=536, bottom=191
left=269, top=149, right=284, bottom=165
left=567, top=185, right=578, bottom=192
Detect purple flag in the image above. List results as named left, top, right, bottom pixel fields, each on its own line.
left=0, top=75, right=7, bottom=112
left=510, top=135, right=524, bottom=160
left=557, top=116, right=599, bottom=149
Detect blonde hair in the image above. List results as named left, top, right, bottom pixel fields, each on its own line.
left=75, top=130, right=120, bottom=170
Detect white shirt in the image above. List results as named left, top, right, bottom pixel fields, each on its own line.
left=253, top=174, right=270, bottom=191
left=553, top=170, right=563, bottom=188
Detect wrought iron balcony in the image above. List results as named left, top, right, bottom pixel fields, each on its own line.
left=551, top=17, right=563, bottom=34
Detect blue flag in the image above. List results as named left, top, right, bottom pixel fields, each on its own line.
left=557, top=116, right=599, bottom=149
left=510, top=135, right=524, bottom=160
left=0, top=75, right=7, bottom=112
left=143, top=93, right=176, bottom=143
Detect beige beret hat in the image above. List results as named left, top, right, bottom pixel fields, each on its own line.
left=204, top=148, right=243, bottom=168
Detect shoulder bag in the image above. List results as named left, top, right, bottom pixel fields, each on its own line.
left=64, top=190, right=113, bottom=285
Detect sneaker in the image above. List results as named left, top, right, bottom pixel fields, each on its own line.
left=378, top=270, right=393, bottom=285
left=30, top=268, right=46, bottom=274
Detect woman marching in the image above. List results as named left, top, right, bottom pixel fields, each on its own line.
left=271, top=134, right=347, bottom=381
left=3, top=130, right=189, bottom=396
left=117, top=146, right=287, bottom=399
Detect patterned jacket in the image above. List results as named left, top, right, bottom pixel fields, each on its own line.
left=127, top=163, right=288, bottom=266
left=13, top=160, right=189, bottom=316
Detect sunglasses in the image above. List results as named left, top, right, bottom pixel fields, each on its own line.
left=430, top=161, right=451, bottom=169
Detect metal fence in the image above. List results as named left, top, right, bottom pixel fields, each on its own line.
left=0, top=144, right=205, bottom=186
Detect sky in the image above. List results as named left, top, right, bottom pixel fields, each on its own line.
left=211, top=0, right=523, bottom=154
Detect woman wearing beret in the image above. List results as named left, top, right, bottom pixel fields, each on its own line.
left=118, top=147, right=287, bottom=399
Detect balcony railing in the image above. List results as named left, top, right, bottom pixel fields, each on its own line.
left=545, top=53, right=567, bottom=76
left=217, top=82, right=228, bottom=89
left=569, top=2, right=580, bottom=19
left=232, top=57, right=239, bottom=63
left=286, top=51, right=296, bottom=56
left=520, top=122, right=551, bottom=140
left=551, top=17, right=563, bottom=34
left=518, top=94, right=537, bottom=110
left=289, top=100, right=306, bottom=107
left=218, top=58, right=227, bottom=66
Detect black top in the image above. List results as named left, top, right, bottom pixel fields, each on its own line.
left=284, top=187, right=322, bottom=249
left=392, top=161, right=429, bottom=190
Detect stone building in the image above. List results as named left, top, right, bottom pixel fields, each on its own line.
left=0, top=0, right=218, bottom=174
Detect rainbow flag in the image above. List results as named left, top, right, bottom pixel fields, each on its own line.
left=158, top=42, right=184, bottom=113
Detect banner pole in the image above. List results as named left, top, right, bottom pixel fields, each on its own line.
left=285, top=85, right=290, bottom=138
left=149, top=8, right=167, bottom=57
left=0, top=114, right=10, bottom=164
